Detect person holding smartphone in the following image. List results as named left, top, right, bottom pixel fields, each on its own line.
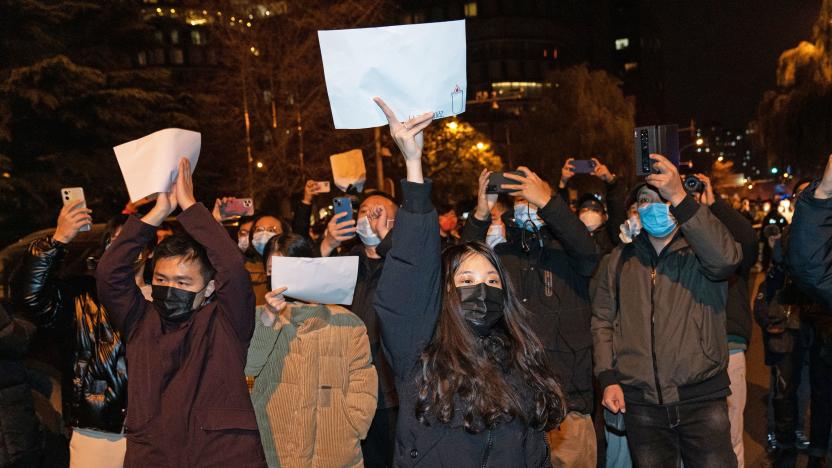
left=373, top=97, right=565, bottom=467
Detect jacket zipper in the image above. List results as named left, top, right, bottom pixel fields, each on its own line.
left=650, top=266, right=664, bottom=405
left=481, top=429, right=494, bottom=468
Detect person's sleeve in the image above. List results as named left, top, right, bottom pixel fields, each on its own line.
left=374, top=179, right=441, bottom=379
left=178, top=203, right=256, bottom=342
left=460, top=212, right=490, bottom=243
left=0, top=304, right=36, bottom=359
left=591, top=252, right=619, bottom=390
left=670, top=195, right=742, bottom=281
left=344, top=322, right=378, bottom=440
left=538, top=194, right=600, bottom=277
left=605, top=178, right=629, bottom=246
left=786, top=183, right=832, bottom=309
left=10, top=238, right=68, bottom=328
left=244, top=309, right=285, bottom=378
left=291, top=200, right=313, bottom=240
left=96, top=216, right=156, bottom=337
left=710, top=198, right=758, bottom=274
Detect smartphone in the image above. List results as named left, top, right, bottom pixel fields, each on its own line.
left=634, top=125, right=680, bottom=176
left=486, top=171, right=525, bottom=194
left=332, top=196, right=354, bottom=222
left=61, top=187, right=91, bottom=232
left=220, top=198, right=254, bottom=219
left=570, top=159, right=597, bottom=174
left=313, top=181, right=331, bottom=194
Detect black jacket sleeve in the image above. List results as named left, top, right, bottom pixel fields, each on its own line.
left=537, top=195, right=600, bottom=277
left=374, top=179, right=441, bottom=380
left=786, top=183, right=832, bottom=309
left=460, top=212, right=491, bottom=243
left=11, top=237, right=68, bottom=328
left=0, top=303, right=36, bottom=359
left=292, top=201, right=313, bottom=240
left=605, top=178, right=629, bottom=247
left=671, top=195, right=742, bottom=281
left=709, top=198, right=758, bottom=275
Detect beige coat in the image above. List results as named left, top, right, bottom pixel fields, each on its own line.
left=245, top=303, right=378, bottom=468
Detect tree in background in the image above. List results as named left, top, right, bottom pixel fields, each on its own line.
left=515, top=65, right=636, bottom=184
left=755, top=0, right=832, bottom=176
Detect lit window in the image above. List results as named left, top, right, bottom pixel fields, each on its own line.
left=191, top=30, right=205, bottom=46
left=464, top=2, right=477, bottom=17
left=170, top=30, right=180, bottom=45
left=137, top=51, right=147, bottom=66
left=170, top=48, right=184, bottom=65
left=624, top=62, right=638, bottom=72
left=615, top=38, right=629, bottom=50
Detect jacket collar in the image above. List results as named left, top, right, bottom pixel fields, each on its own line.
left=633, top=229, right=689, bottom=260
left=287, top=303, right=331, bottom=333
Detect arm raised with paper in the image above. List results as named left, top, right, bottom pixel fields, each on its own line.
left=372, top=97, right=441, bottom=378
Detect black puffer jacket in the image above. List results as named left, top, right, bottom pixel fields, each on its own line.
left=0, top=302, right=41, bottom=466
left=11, top=237, right=127, bottom=433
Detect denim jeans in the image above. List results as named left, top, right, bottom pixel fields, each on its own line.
left=624, top=398, right=737, bottom=468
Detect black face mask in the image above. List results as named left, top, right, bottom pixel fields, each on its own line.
left=457, top=283, right=505, bottom=337
left=151, top=285, right=199, bottom=323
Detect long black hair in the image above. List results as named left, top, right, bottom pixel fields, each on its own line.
left=416, top=241, right=566, bottom=434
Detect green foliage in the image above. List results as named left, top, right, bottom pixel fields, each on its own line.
left=515, top=65, right=636, bottom=183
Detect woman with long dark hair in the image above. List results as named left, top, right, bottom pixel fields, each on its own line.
left=372, top=97, right=565, bottom=467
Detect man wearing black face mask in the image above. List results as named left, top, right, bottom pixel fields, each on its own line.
left=96, top=158, right=265, bottom=467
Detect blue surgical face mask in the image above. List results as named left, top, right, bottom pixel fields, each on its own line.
left=356, top=216, right=381, bottom=247
left=514, top=203, right=544, bottom=231
left=485, top=224, right=506, bottom=248
left=637, top=203, right=677, bottom=238
left=252, top=231, right=276, bottom=256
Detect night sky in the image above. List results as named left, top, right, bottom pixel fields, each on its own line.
left=653, top=0, right=822, bottom=129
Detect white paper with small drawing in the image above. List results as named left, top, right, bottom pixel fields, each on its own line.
left=271, top=256, right=359, bottom=305
left=318, top=20, right=467, bottom=129
left=330, top=149, right=366, bottom=193
left=113, top=128, right=201, bottom=202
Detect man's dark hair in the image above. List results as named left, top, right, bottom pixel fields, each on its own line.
left=153, top=233, right=216, bottom=283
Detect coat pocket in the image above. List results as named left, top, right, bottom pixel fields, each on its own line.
left=196, top=408, right=259, bottom=431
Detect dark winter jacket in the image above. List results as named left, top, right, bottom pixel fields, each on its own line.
left=0, top=302, right=41, bottom=467
left=375, top=180, right=551, bottom=468
left=709, top=198, right=757, bottom=343
left=787, top=182, right=832, bottom=310
left=591, top=196, right=742, bottom=405
left=96, top=204, right=266, bottom=468
left=12, top=237, right=127, bottom=433
left=462, top=194, right=600, bottom=414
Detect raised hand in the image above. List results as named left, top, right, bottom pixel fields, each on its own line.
left=591, top=157, right=615, bottom=184
left=474, top=168, right=498, bottom=221
left=645, top=154, right=686, bottom=206
left=142, top=187, right=178, bottom=228
left=502, top=166, right=553, bottom=208
left=373, top=97, right=433, bottom=183
left=261, top=286, right=288, bottom=326
left=212, top=197, right=233, bottom=222
left=694, top=174, right=716, bottom=206
left=559, top=158, right=576, bottom=189
left=815, top=153, right=832, bottom=200
left=174, top=157, right=196, bottom=211
left=303, top=180, right=317, bottom=205
left=321, top=211, right=357, bottom=257
left=368, top=205, right=393, bottom=241
left=54, top=200, right=93, bottom=244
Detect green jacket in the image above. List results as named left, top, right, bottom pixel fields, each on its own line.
left=591, top=196, right=742, bottom=405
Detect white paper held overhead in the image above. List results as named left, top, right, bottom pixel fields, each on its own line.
left=318, top=20, right=467, bottom=130
left=113, top=128, right=201, bottom=202
left=330, top=149, right=366, bottom=193
left=271, top=256, right=359, bottom=305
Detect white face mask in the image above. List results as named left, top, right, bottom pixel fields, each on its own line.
left=237, top=236, right=250, bottom=252
left=485, top=223, right=506, bottom=248
left=356, top=216, right=381, bottom=247
left=579, top=211, right=605, bottom=232
left=252, top=231, right=277, bottom=255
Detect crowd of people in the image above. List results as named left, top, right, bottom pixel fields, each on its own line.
left=1, top=96, right=831, bottom=468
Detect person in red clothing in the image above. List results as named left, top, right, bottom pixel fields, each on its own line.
left=96, top=158, right=266, bottom=467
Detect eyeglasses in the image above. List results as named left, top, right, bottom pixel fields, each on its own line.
left=254, top=226, right=280, bottom=234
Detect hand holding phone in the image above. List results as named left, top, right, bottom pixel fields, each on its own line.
left=332, top=197, right=354, bottom=223
left=486, top=171, right=525, bottom=194
left=57, top=187, right=92, bottom=242
left=312, top=181, right=331, bottom=194
left=219, top=198, right=254, bottom=219
left=570, top=159, right=597, bottom=174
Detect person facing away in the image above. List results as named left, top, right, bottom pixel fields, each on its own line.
left=246, top=233, right=377, bottom=467
left=319, top=190, right=401, bottom=468
left=372, top=97, right=565, bottom=467
left=11, top=206, right=139, bottom=468
left=461, top=165, right=600, bottom=466
left=95, top=158, right=266, bottom=467
left=591, top=154, right=742, bottom=468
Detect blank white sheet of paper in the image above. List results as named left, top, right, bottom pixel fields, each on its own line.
left=318, top=20, right=467, bottom=129
left=113, top=128, right=200, bottom=202
left=271, top=256, right=359, bottom=306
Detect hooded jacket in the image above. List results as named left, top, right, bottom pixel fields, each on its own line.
left=591, top=196, right=742, bottom=405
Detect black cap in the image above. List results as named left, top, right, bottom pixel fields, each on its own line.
left=578, top=193, right=606, bottom=213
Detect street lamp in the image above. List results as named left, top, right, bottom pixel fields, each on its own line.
left=696, top=138, right=704, bottom=146
left=475, top=142, right=487, bottom=151
left=256, top=161, right=264, bottom=169
left=447, top=121, right=459, bottom=132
